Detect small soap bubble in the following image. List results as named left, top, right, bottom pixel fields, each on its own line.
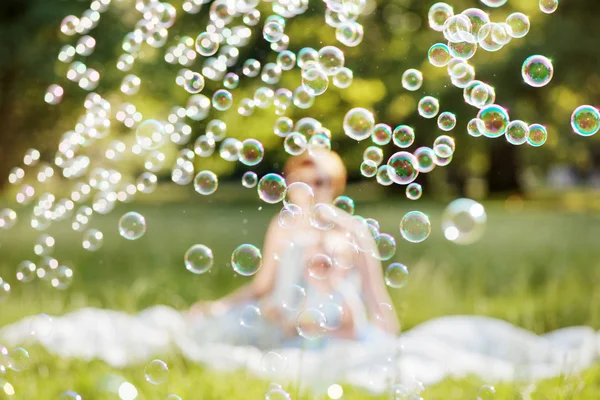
left=44, top=84, right=64, bottom=105
left=417, top=96, right=440, bottom=119
left=318, top=46, right=345, bottom=75
left=0, top=209, right=17, bottom=230
left=284, top=132, right=308, bottom=156
left=387, top=152, right=419, bottom=185
left=571, top=105, right=600, bottom=136
left=194, top=170, right=219, bottom=195
left=402, top=69, right=423, bottom=91
left=449, top=41, right=477, bottom=60
left=406, top=183, right=423, bottom=200
left=220, top=138, right=242, bottom=161
left=343, top=108, right=375, bottom=141
left=29, top=313, right=53, bottom=337
left=223, top=73, right=239, bottom=90
left=363, top=146, right=384, bottom=166
left=51, top=265, right=73, bottom=290
left=539, top=0, right=558, bottom=14
left=428, top=43, right=451, bottom=67
left=437, top=112, right=457, bottom=131
left=261, top=351, right=288, bottom=374
left=16, top=261, right=36, bottom=283
left=333, top=67, right=353, bottom=89
left=505, top=120, right=529, bottom=145
left=442, top=198, right=487, bottom=245
left=302, top=66, right=329, bottom=96
left=183, top=71, right=205, bottom=94
left=376, top=165, right=394, bottom=186
left=8, top=348, right=30, bottom=372
left=392, top=125, right=415, bottom=148
left=82, top=229, right=103, bottom=251
left=145, top=359, right=168, bottom=385
left=371, top=124, right=392, bottom=146
left=308, top=253, right=333, bottom=280
left=266, top=387, right=292, bottom=400
left=522, top=55, right=553, bottom=88
left=505, top=12, right=530, bottom=38
left=477, top=105, right=509, bottom=138
left=428, top=3, right=454, bottom=32
left=118, top=212, right=146, bottom=240
left=333, top=196, right=355, bottom=215
left=433, top=135, right=455, bottom=158
left=34, top=234, right=55, bottom=256
left=399, top=211, right=431, bottom=243
left=296, top=308, right=327, bottom=340
left=467, top=118, right=485, bottom=137
left=284, top=182, right=314, bottom=209
left=277, top=50, right=296, bottom=70
left=257, top=174, right=287, bottom=204
left=195, top=32, right=219, bottom=56
left=527, top=124, right=547, bottom=147
left=242, top=172, right=258, bottom=188
left=384, top=263, right=409, bottom=288
left=335, top=21, right=364, bottom=47
left=360, top=160, right=378, bottom=178
left=477, top=384, right=496, bottom=400
left=232, top=244, right=262, bottom=276
left=136, top=120, right=167, bottom=150
left=184, top=244, right=213, bottom=274
left=240, top=139, right=264, bottom=166
left=308, top=133, right=331, bottom=157
left=374, top=233, right=396, bottom=261
left=279, top=204, right=303, bottom=229
left=480, top=0, right=507, bottom=7
left=239, top=305, right=262, bottom=328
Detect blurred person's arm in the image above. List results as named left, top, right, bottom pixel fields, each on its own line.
left=190, top=217, right=283, bottom=316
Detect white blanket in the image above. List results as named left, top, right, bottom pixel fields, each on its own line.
left=1, top=306, right=598, bottom=393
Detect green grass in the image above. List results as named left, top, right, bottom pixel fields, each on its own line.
left=1, top=186, right=600, bottom=398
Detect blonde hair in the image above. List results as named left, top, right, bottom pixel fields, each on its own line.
left=283, top=150, right=347, bottom=198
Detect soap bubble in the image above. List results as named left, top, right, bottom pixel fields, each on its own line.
left=232, top=244, right=262, bottom=276
left=444, top=14, right=473, bottom=43
left=266, top=387, right=292, bottom=400
left=437, top=112, right=457, bottom=131
left=402, top=69, right=423, bottom=91
left=428, top=3, right=454, bottom=32
left=8, top=348, right=30, bottom=372
left=33, top=234, right=54, bottom=256
left=284, top=182, right=314, bottom=209
left=223, top=73, right=239, bottom=90
left=183, top=70, right=204, bottom=94
left=333, top=67, right=353, bottom=89
left=336, top=21, right=364, bottom=47
left=121, top=74, right=141, bottom=95
left=374, top=234, right=396, bottom=261
left=61, top=15, right=80, bottom=36
left=293, top=86, right=315, bottom=109
left=279, top=204, right=303, bottom=229
left=363, top=146, right=384, bottom=166
left=318, top=46, right=345, bottom=75
left=82, top=229, right=103, bottom=251
left=261, top=351, right=288, bottom=374
left=254, top=87, right=275, bottom=108
left=371, top=123, right=392, bottom=145
left=242, top=172, right=258, bottom=188
left=16, top=261, right=36, bottom=283
left=302, top=66, right=329, bottom=96
left=400, top=211, right=431, bottom=243
left=308, top=253, right=333, bottom=280
left=145, top=359, right=168, bottom=385
left=240, top=139, right=264, bottom=166
left=194, top=170, right=218, bottom=195
left=257, top=174, right=287, bottom=204
left=442, top=198, right=487, bottom=245
left=118, top=212, right=146, bottom=240
left=343, top=108, right=375, bottom=141
left=413, top=148, right=436, bottom=172
left=392, top=125, right=415, bottom=148
left=433, top=135, right=455, bottom=158
left=51, top=265, right=73, bottom=290
left=539, top=0, right=558, bottom=14
left=477, top=105, right=509, bottom=138
left=522, top=55, right=553, bottom=88
left=274, top=117, right=294, bottom=138
left=384, top=263, right=409, bottom=288
left=220, top=138, right=242, bottom=161
left=462, top=7, right=490, bottom=36
left=333, top=196, right=355, bottom=215
left=239, top=305, right=262, bottom=328
left=284, top=132, right=307, bottom=156
left=449, top=41, right=477, bottom=60
left=297, top=308, right=327, bottom=340
left=263, top=17, right=285, bottom=42
left=59, top=391, right=82, bottom=400
left=360, top=160, right=378, bottom=178
left=505, top=12, right=530, bottom=38
left=206, top=119, right=227, bottom=141
left=571, top=105, right=600, bottom=136
left=388, top=152, right=419, bottom=185
left=195, top=32, right=219, bottom=56
left=467, top=118, right=485, bottom=137
left=477, top=384, right=496, bottom=400
left=136, top=120, right=167, bottom=150
left=277, top=50, right=296, bottom=70
left=527, top=124, right=548, bottom=147
left=406, top=183, right=423, bottom=200
left=480, top=0, right=507, bottom=8
left=0, top=209, right=17, bottom=230
left=417, top=96, right=440, bottom=119
left=184, top=244, right=214, bottom=274
left=428, top=43, right=451, bottom=67
left=505, top=120, right=529, bottom=145
left=376, top=166, right=394, bottom=186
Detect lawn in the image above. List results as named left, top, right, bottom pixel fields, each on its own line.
left=1, top=185, right=600, bottom=398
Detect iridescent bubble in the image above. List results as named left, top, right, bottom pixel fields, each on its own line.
left=8, top=348, right=30, bottom=372
left=16, top=261, right=36, bottom=283
left=193, top=170, right=218, bottom=195
left=195, top=32, right=219, bottom=56
left=360, top=160, right=378, bottom=178
left=278, top=204, right=303, bottom=229
left=506, top=12, right=530, bottom=38
left=505, top=120, right=529, bottom=145
left=362, top=147, right=383, bottom=167
left=444, top=14, right=473, bottom=43
left=571, top=105, right=600, bottom=136
left=399, top=211, right=431, bottom=243
left=449, top=41, right=477, bottom=60
left=539, top=0, right=558, bottom=14
left=297, top=47, right=319, bottom=69
left=243, top=59, right=261, bottom=78
left=145, top=360, right=168, bottom=385
left=261, top=351, right=288, bottom=374
left=277, top=50, right=296, bottom=70
left=384, top=263, right=409, bottom=288
left=477, top=23, right=504, bottom=52
left=428, top=2, right=454, bottom=32
left=333, top=67, right=353, bottom=89
left=309, top=203, right=337, bottom=230
left=437, top=112, right=457, bottom=131
left=184, top=244, right=213, bottom=274
left=522, top=55, right=553, bottom=88
left=402, top=69, right=423, bottom=91
left=223, top=73, right=239, bottom=89
left=406, top=183, right=423, bottom=200
left=477, top=384, right=496, bottom=400
left=239, top=139, right=264, bottom=166
left=442, top=198, right=487, bottom=245
left=44, top=84, right=64, bottom=105
left=183, top=70, right=205, bottom=94
left=242, top=172, right=258, bottom=188
left=469, top=82, right=495, bottom=108
left=292, top=86, right=315, bottom=109
left=462, top=7, right=490, bottom=37
left=220, top=138, right=242, bottom=161
left=82, top=229, right=103, bottom=251
left=0, top=209, right=17, bottom=230
left=428, top=43, right=451, bottom=67
left=527, top=124, right=548, bottom=147
left=308, top=134, right=331, bottom=157
left=333, top=196, right=355, bottom=215
left=318, top=46, right=345, bottom=75
left=417, top=96, right=440, bottom=119
left=263, top=18, right=285, bottom=43
left=51, top=265, right=73, bottom=290
left=120, top=74, right=141, bottom=95
left=388, top=152, right=419, bottom=185
left=302, top=66, right=329, bottom=96
left=118, top=211, right=146, bottom=240
left=232, top=244, right=262, bottom=276
left=467, top=118, right=485, bottom=137
left=374, top=233, right=396, bottom=261
left=335, top=21, right=364, bottom=47
left=308, top=253, right=333, bottom=280
left=343, top=108, right=375, bottom=141
left=284, top=132, right=307, bottom=156
left=433, top=135, right=455, bottom=158
left=187, top=94, right=211, bottom=121
left=239, top=304, right=262, bottom=328
left=481, top=0, right=507, bottom=7
left=266, top=387, right=292, bottom=400
left=477, top=105, right=509, bottom=138
left=136, top=120, right=167, bottom=150
left=29, top=313, right=53, bottom=337
left=392, top=125, right=415, bottom=148
left=434, top=153, right=453, bottom=167
left=257, top=174, right=287, bottom=204
left=296, top=308, right=327, bottom=340
left=284, top=182, right=314, bottom=210
left=371, top=123, right=392, bottom=145
left=61, top=15, right=80, bottom=36
left=274, top=117, right=294, bottom=138
left=194, top=136, right=215, bottom=158
left=254, top=87, right=275, bottom=108
left=376, top=165, right=394, bottom=186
